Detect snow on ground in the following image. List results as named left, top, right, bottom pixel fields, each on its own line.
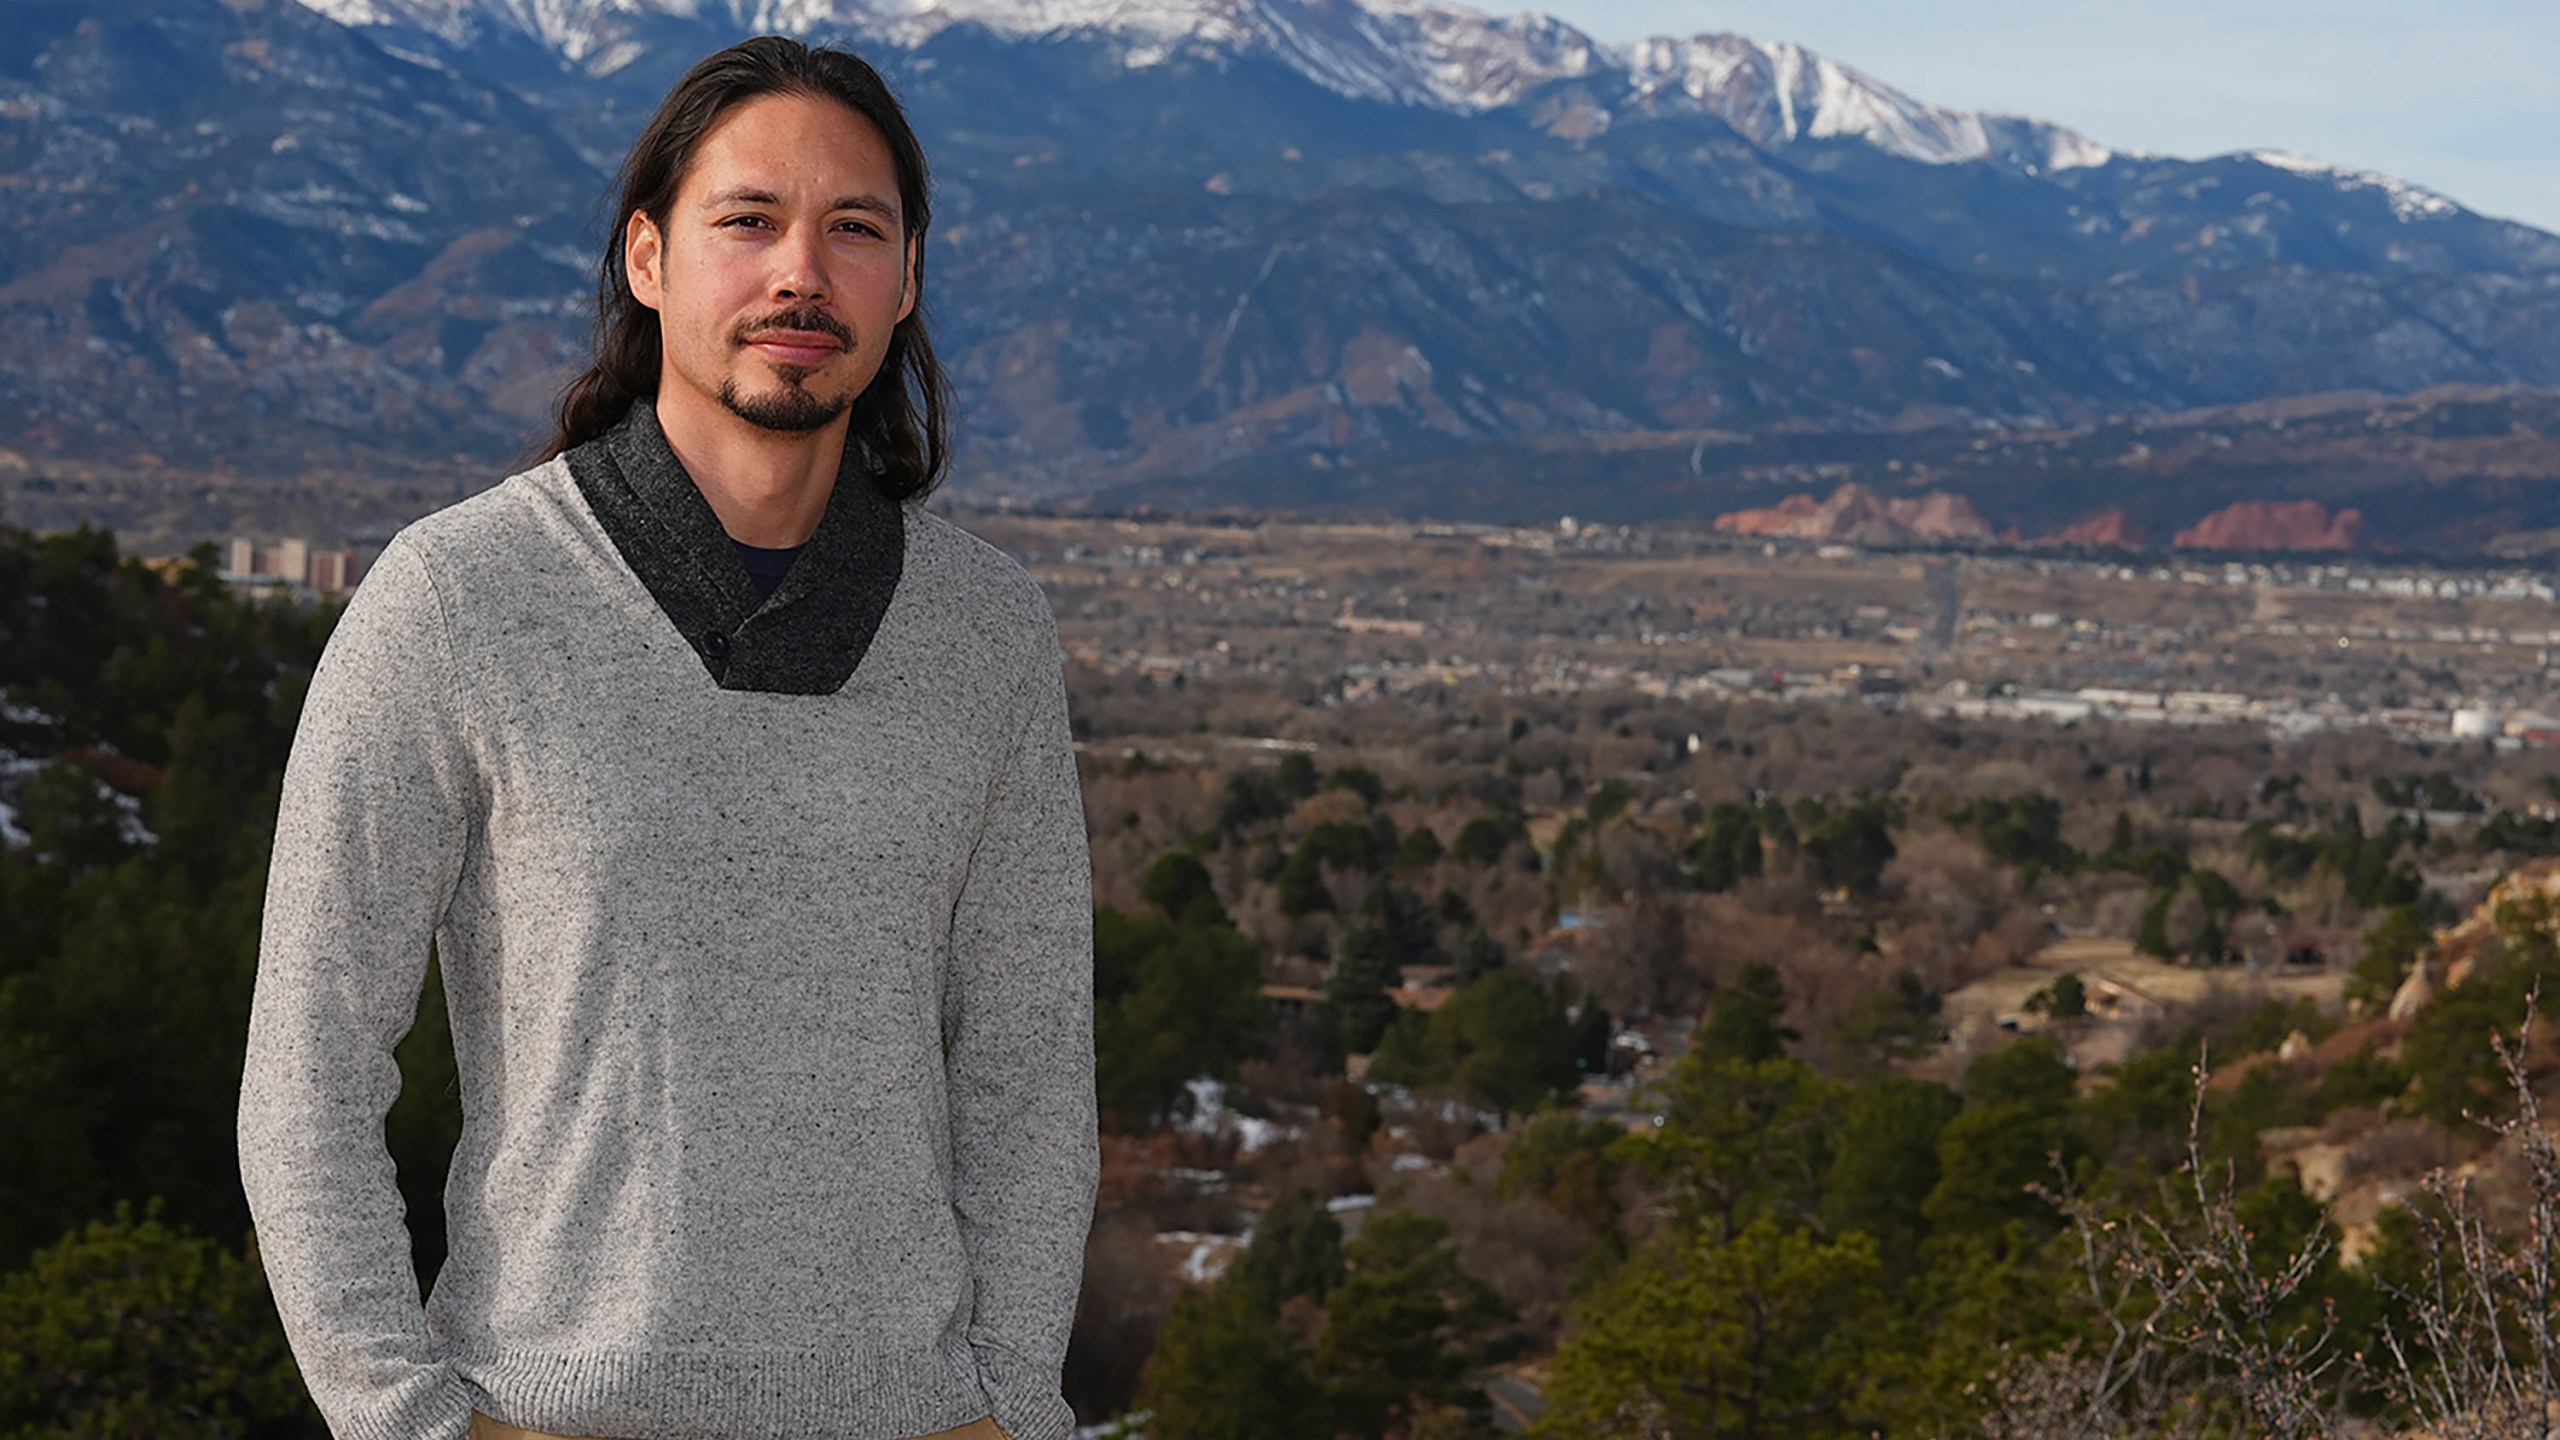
left=1156, top=1229, right=1245, bottom=1283
left=0, top=727, right=156, bottom=851
left=1176, top=1076, right=1301, bottom=1152
left=0, top=744, right=37, bottom=849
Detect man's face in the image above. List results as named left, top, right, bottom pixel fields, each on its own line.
left=626, top=91, right=918, bottom=437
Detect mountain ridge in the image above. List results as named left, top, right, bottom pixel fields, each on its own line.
left=4, top=0, right=2559, bottom=550
left=294, top=0, right=2125, bottom=174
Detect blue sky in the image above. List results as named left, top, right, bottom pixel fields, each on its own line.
left=1532, top=1, right=2560, bottom=234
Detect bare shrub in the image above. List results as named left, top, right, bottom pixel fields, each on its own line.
left=1961, top=905, right=2053, bottom=987
left=1688, top=892, right=1843, bottom=992
left=1234, top=1113, right=1369, bottom=1203
left=2372, top=1015, right=2560, bottom=1440
left=1873, top=826, right=2053, bottom=993
left=1999, top=1054, right=2349, bottom=1440
left=1566, top=890, right=1699, bottom=1022
left=2081, top=876, right=2158, bottom=942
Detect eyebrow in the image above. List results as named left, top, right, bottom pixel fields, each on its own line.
left=699, top=187, right=901, bottom=224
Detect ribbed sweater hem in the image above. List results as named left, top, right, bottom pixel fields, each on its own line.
left=451, top=1338, right=997, bottom=1440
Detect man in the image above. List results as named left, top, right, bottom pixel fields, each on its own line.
left=237, top=36, right=1097, bottom=1440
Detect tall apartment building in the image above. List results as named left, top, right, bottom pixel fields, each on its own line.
left=221, top=536, right=365, bottom=596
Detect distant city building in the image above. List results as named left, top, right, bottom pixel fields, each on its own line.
left=221, top=536, right=366, bottom=596
left=2451, top=708, right=2502, bottom=739
left=1333, top=598, right=1426, bottom=638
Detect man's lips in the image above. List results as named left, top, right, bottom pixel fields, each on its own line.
left=745, top=331, right=845, bottom=366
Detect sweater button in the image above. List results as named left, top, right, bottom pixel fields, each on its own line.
left=703, top=632, right=730, bottom=661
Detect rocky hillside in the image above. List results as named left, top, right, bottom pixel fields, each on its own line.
left=2173, top=500, right=2365, bottom=552
left=1103, top=385, right=2560, bottom=553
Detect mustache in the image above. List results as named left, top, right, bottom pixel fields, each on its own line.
left=731, top=306, right=852, bottom=348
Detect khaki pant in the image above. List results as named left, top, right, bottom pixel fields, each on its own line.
left=469, top=1412, right=1013, bottom=1440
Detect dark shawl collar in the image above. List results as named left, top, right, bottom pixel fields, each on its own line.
left=563, top=399, right=906, bottom=695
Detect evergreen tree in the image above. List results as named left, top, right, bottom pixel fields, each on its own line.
left=1697, top=962, right=1796, bottom=1067
left=1368, top=968, right=1581, bottom=1119
left=2348, top=903, right=2433, bottom=1008
left=1233, top=1190, right=1344, bottom=1309
left=1326, top=924, right=1406, bottom=1055
left=1313, top=1211, right=1509, bottom=1440
left=1328, top=882, right=1440, bottom=1054
left=1326, top=766, right=1386, bottom=806
left=1646, top=1049, right=1837, bottom=1243
left=1141, top=850, right=1230, bottom=929
left=1275, top=752, right=1319, bottom=800
left=1451, top=813, right=1524, bottom=865
left=1092, top=906, right=1273, bottom=1129
left=1686, top=801, right=1763, bottom=892
left=1396, top=826, right=1444, bottom=870
left=1570, top=997, right=1613, bottom=1075
left=1140, top=1275, right=1323, bottom=1440
left=1497, top=1112, right=1627, bottom=1243
left=1801, top=797, right=1896, bottom=898
left=0, top=1200, right=311, bottom=1438
left=1533, top=1217, right=1886, bottom=1440
left=1923, top=1037, right=2081, bottom=1238
left=1451, top=930, right=1508, bottom=987
left=1821, top=1076, right=1960, bottom=1281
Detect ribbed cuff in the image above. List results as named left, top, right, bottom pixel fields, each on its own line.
left=328, top=1368, right=475, bottom=1440
left=969, top=1338, right=1074, bottom=1440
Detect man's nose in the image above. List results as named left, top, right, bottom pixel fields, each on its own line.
left=769, top=224, right=828, bottom=302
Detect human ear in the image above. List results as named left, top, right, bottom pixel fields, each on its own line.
left=626, top=210, right=666, bottom=313
left=896, top=234, right=918, bottom=324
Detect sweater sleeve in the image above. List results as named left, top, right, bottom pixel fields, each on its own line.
left=237, top=534, right=481, bottom=1440
left=944, top=618, right=1100, bottom=1440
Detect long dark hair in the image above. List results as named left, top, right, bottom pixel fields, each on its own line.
left=537, top=36, right=949, bottom=501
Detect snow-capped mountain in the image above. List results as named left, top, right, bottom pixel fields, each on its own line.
left=2245, top=148, right=2460, bottom=223
left=10, top=0, right=2560, bottom=536
left=1621, top=33, right=2065, bottom=169
left=296, top=0, right=1614, bottom=106
left=296, top=0, right=2106, bottom=172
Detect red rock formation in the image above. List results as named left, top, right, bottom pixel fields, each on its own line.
left=1897, top=491, right=1997, bottom=541
left=1712, top=493, right=1824, bottom=536
left=2046, top=506, right=2146, bottom=548
left=1713, top=483, right=1993, bottom=543
left=2173, top=499, right=2365, bottom=551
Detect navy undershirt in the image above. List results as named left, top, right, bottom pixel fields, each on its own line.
left=732, top=538, right=804, bottom=605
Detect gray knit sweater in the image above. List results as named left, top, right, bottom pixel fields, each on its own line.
left=237, top=404, right=1099, bottom=1440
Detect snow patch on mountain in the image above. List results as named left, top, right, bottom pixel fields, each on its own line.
left=1621, top=33, right=2124, bottom=172
left=860, top=0, right=1608, bottom=110
left=2245, top=149, right=2461, bottom=222
left=1979, top=115, right=2118, bottom=175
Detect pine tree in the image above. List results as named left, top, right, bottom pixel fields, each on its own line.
left=1313, top=1212, right=1508, bottom=1440
left=0, top=1201, right=310, bottom=1438
left=1140, top=1274, right=1323, bottom=1440
left=1698, top=962, right=1797, bottom=1066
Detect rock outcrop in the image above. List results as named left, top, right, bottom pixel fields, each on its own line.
left=1713, top=483, right=1995, bottom=544
left=2173, top=499, right=2366, bottom=551
left=2045, top=506, right=2146, bottom=548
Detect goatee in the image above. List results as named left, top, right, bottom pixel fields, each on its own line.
left=718, top=375, right=850, bottom=433
left=722, top=304, right=856, bottom=432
